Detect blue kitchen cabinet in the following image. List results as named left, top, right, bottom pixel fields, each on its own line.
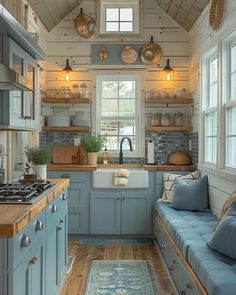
left=47, top=171, right=90, bottom=235
left=0, top=36, right=39, bottom=130
left=45, top=191, right=68, bottom=295
left=90, top=192, right=121, bottom=234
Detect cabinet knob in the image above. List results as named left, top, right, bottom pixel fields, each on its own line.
left=35, top=220, right=43, bottom=231
left=62, top=193, right=68, bottom=201
left=180, top=291, right=186, bottom=295
left=172, top=259, right=177, bottom=264
left=121, top=197, right=125, bottom=201
left=30, top=256, right=38, bottom=264
left=186, top=284, right=192, bottom=289
left=161, top=243, right=166, bottom=249
left=21, top=234, right=31, bottom=248
left=61, top=174, right=70, bottom=179
left=117, top=197, right=120, bottom=200
left=58, top=226, right=63, bottom=231
left=60, top=219, right=64, bottom=224
left=51, top=204, right=57, bottom=213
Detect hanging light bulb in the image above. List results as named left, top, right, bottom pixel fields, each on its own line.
left=163, top=59, right=174, bottom=81
left=63, top=59, right=72, bottom=81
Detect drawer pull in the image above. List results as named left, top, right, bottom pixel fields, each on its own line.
left=161, top=244, right=166, bottom=249
left=35, top=220, right=43, bottom=231
left=180, top=291, right=186, bottom=295
left=60, top=219, right=64, bottom=224
left=58, top=226, right=63, bottom=231
left=61, top=174, right=70, bottom=179
left=168, top=266, right=174, bottom=271
left=62, top=193, right=68, bottom=201
left=172, top=259, right=177, bottom=264
left=21, top=234, right=31, bottom=248
left=117, top=197, right=120, bottom=200
left=51, top=204, right=57, bottom=213
left=30, top=256, right=38, bottom=264
left=186, top=284, right=192, bottom=289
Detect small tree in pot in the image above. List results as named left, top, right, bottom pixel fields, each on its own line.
left=80, top=133, right=104, bottom=165
left=25, top=145, right=52, bottom=181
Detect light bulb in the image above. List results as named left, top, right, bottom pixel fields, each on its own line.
left=65, top=72, right=70, bottom=81
left=166, top=72, right=171, bottom=81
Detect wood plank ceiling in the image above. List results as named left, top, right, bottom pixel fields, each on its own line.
left=152, top=0, right=210, bottom=31
left=27, top=0, right=85, bottom=31
left=28, top=0, right=210, bottom=32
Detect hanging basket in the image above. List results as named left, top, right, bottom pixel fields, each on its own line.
left=209, top=0, right=224, bottom=31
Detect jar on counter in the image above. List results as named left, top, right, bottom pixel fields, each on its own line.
left=155, top=113, right=161, bottom=126
left=161, top=113, right=170, bottom=127
left=71, top=84, right=80, bottom=98
left=174, top=112, right=183, bottom=127
left=80, top=83, right=89, bottom=98
left=59, top=87, right=71, bottom=99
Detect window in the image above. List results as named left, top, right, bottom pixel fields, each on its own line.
left=99, top=0, right=139, bottom=34
left=201, top=50, right=218, bottom=164
left=223, top=36, right=236, bottom=169
left=96, top=75, right=143, bottom=156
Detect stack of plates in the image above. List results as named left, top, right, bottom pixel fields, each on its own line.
left=47, top=115, right=71, bottom=127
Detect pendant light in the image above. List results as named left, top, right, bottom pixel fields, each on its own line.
left=63, top=59, right=72, bottom=81
left=163, top=59, right=173, bottom=81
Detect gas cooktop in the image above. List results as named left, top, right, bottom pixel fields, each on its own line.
left=0, top=182, right=54, bottom=204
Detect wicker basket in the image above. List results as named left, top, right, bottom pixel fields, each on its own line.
left=167, top=151, right=191, bottom=165
left=209, top=0, right=224, bottom=31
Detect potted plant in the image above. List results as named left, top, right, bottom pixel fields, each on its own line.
left=80, top=133, right=104, bottom=165
left=25, top=145, right=52, bottom=181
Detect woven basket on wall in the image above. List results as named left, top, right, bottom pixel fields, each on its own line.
left=209, top=0, right=224, bottom=31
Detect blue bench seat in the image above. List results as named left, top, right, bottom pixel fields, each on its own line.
left=155, top=202, right=236, bottom=295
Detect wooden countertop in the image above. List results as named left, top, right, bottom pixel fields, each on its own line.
left=48, top=164, right=196, bottom=171
left=0, top=179, right=69, bottom=238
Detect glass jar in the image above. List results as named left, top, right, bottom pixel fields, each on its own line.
left=174, top=112, right=183, bottom=127
left=161, top=113, right=170, bottom=127
left=46, top=88, right=57, bottom=98
left=80, top=83, right=89, bottom=98
left=59, top=87, right=71, bottom=99
left=155, top=113, right=161, bottom=126
left=151, top=113, right=156, bottom=126
left=71, top=84, right=80, bottom=98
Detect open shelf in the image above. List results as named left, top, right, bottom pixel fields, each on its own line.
left=42, top=97, right=91, bottom=104
left=145, top=97, right=193, bottom=104
left=146, top=126, right=193, bottom=132
left=42, top=126, right=90, bottom=132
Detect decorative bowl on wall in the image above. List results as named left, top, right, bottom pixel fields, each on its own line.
left=140, top=36, right=162, bottom=65
left=121, top=46, right=138, bottom=64
left=74, top=8, right=96, bottom=39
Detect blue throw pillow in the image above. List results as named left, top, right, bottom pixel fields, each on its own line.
left=171, top=175, right=209, bottom=211
left=208, top=211, right=236, bottom=260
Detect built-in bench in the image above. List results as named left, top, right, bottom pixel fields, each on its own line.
left=154, top=202, right=236, bottom=295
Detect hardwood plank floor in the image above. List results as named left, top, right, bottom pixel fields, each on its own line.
left=60, top=240, right=175, bottom=295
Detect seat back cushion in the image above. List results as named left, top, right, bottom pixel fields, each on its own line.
left=171, top=175, right=209, bottom=211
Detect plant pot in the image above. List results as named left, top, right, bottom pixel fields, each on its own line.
left=35, top=165, right=47, bottom=182
left=87, top=152, right=97, bottom=165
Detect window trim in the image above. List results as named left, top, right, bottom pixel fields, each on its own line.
left=95, top=74, right=144, bottom=158
left=97, top=0, right=141, bottom=37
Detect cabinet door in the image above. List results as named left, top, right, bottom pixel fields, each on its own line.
left=68, top=209, right=89, bottom=234
left=24, top=55, right=38, bottom=129
left=8, top=39, right=26, bottom=128
left=121, top=193, right=151, bottom=235
left=31, top=238, right=45, bottom=295
left=11, top=249, right=32, bottom=295
left=90, top=192, right=120, bottom=234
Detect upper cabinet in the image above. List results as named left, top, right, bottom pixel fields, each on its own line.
left=0, top=37, right=39, bottom=130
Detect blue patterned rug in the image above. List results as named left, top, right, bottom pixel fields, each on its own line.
left=77, top=238, right=153, bottom=245
left=84, top=260, right=157, bottom=295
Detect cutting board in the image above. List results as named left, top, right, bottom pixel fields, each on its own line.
left=52, top=146, right=82, bottom=164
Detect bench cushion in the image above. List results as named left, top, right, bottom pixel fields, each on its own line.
left=155, top=202, right=236, bottom=295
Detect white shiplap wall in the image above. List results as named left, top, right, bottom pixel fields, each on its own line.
left=45, top=0, right=191, bottom=125
left=189, top=0, right=236, bottom=216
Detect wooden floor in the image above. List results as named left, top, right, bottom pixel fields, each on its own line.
left=60, top=240, right=175, bottom=295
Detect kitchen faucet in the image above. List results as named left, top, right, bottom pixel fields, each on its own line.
left=119, top=137, right=133, bottom=164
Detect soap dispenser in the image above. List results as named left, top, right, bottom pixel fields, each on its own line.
left=103, top=146, right=109, bottom=164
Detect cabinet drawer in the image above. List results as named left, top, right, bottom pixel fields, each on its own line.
left=48, top=171, right=91, bottom=183
left=45, top=197, right=60, bottom=225
left=9, top=210, right=45, bottom=270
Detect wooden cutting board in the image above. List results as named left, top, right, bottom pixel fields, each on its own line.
left=52, top=146, right=82, bottom=164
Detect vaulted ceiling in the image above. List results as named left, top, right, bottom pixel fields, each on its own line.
left=28, top=0, right=210, bottom=32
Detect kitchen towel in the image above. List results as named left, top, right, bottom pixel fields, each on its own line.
left=114, top=177, right=128, bottom=186
left=114, top=169, right=130, bottom=178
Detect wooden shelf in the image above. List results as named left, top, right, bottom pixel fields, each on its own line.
left=42, top=97, right=91, bottom=104
left=145, top=97, right=192, bottom=104
left=42, top=126, right=90, bottom=132
left=146, top=126, right=193, bottom=132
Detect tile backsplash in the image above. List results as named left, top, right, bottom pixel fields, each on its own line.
left=40, top=131, right=198, bottom=165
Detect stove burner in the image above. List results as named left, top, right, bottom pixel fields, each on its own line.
left=0, top=182, right=54, bottom=203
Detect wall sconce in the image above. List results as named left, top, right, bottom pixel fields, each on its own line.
left=63, top=59, right=72, bottom=81
left=163, top=59, right=173, bottom=81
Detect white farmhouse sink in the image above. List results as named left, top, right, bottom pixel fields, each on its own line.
left=92, top=168, right=149, bottom=189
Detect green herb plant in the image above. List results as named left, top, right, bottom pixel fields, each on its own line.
left=25, top=145, right=52, bottom=165
left=80, top=133, right=105, bottom=153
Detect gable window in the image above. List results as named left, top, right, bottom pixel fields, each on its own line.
left=201, top=49, right=218, bottom=164
left=223, top=35, right=236, bottom=169
left=99, top=0, right=139, bottom=34
left=96, top=75, right=143, bottom=156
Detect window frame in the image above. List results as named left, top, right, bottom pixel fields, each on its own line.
left=98, top=0, right=141, bottom=36
left=95, top=74, right=144, bottom=158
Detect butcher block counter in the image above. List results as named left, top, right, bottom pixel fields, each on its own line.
left=48, top=163, right=196, bottom=171
left=0, top=178, right=69, bottom=237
